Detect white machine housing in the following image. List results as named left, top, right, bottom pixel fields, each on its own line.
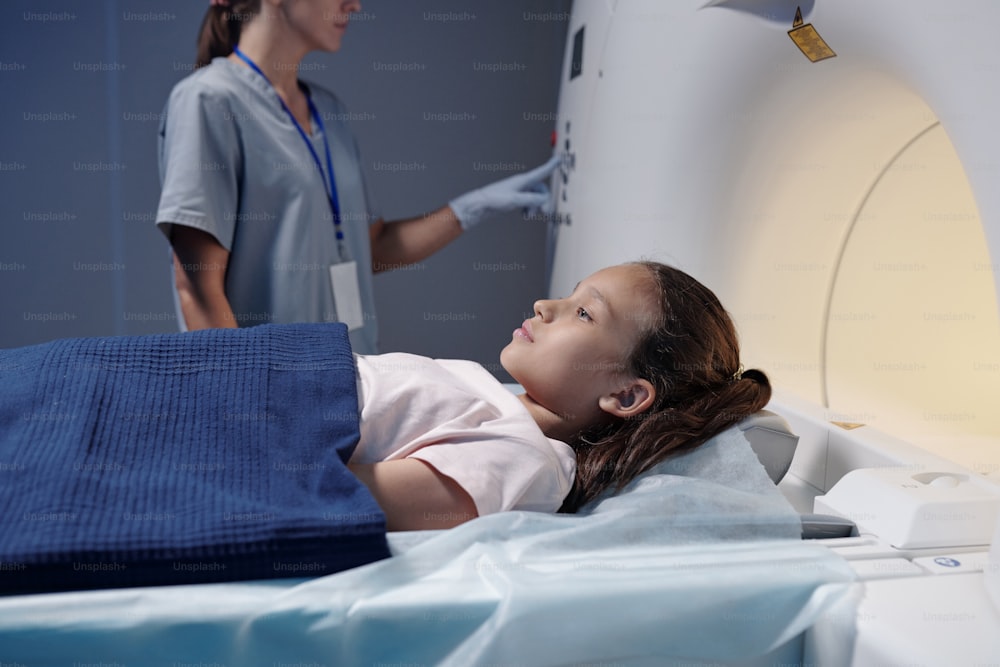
left=550, top=0, right=1000, bottom=663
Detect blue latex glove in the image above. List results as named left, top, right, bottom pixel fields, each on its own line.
left=449, top=154, right=562, bottom=230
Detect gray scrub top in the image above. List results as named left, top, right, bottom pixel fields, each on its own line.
left=156, top=57, right=380, bottom=354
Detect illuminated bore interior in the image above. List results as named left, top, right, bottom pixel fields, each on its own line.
left=724, top=68, right=1000, bottom=472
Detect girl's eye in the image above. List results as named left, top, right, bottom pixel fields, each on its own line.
left=577, top=307, right=592, bottom=321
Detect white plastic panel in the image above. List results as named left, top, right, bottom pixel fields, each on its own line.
left=825, top=124, right=1000, bottom=468
left=551, top=0, right=1000, bottom=475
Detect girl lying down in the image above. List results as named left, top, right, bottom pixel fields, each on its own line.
left=350, top=261, right=771, bottom=530
left=0, top=261, right=769, bottom=536
left=0, top=261, right=770, bottom=593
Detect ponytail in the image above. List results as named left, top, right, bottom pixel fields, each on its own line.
left=559, top=262, right=773, bottom=513
left=195, top=2, right=260, bottom=69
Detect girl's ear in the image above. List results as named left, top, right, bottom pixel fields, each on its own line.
left=598, top=378, right=656, bottom=418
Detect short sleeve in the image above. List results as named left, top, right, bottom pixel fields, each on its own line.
left=156, top=82, right=241, bottom=250
left=408, top=437, right=575, bottom=516
left=352, top=355, right=574, bottom=516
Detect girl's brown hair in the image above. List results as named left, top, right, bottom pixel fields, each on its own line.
left=196, top=1, right=261, bottom=69
left=560, top=261, right=772, bottom=512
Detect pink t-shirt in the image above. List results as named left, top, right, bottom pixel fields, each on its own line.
left=351, top=353, right=576, bottom=516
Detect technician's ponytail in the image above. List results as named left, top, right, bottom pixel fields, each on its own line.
left=195, top=1, right=260, bottom=69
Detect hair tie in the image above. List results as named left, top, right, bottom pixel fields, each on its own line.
left=732, top=364, right=744, bottom=383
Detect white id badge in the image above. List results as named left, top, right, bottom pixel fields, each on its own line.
left=328, top=261, right=365, bottom=331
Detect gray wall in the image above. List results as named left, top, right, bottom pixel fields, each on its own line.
left=0, top=0, right=571, bottom=381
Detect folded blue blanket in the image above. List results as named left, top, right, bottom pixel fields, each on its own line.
left=0, top=322, right=389, bottom=595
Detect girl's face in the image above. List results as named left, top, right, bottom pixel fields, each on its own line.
left=282, top=0, right=361, bottom=53
left=500, top=264, right=659, bottom=425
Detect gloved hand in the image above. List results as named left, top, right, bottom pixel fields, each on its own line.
left=449, top=154, right=563, bottom=230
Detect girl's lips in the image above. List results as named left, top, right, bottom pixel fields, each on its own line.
left=513, top=320, right=534, bottom=342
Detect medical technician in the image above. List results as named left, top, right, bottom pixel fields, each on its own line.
left=156, top=0, right=559, bottom=353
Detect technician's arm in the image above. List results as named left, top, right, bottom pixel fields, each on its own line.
left=368, top=154, right=562, bottom=273
left=348, top=458, right=479, bottom=531
left=169, top=226, right=237, bottom=330
left=368, top=207, right=463, bottom=273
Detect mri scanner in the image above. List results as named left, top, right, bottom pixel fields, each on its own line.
left=548, top=0, right=1000, bottom=662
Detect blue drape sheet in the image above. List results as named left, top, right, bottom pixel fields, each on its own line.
left=0, top=322, right=389, bottom=594
left=0, top=426, right=858, bottom=665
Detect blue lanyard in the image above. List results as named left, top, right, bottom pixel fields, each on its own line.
left=233, top=46, right=346, bottom=259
